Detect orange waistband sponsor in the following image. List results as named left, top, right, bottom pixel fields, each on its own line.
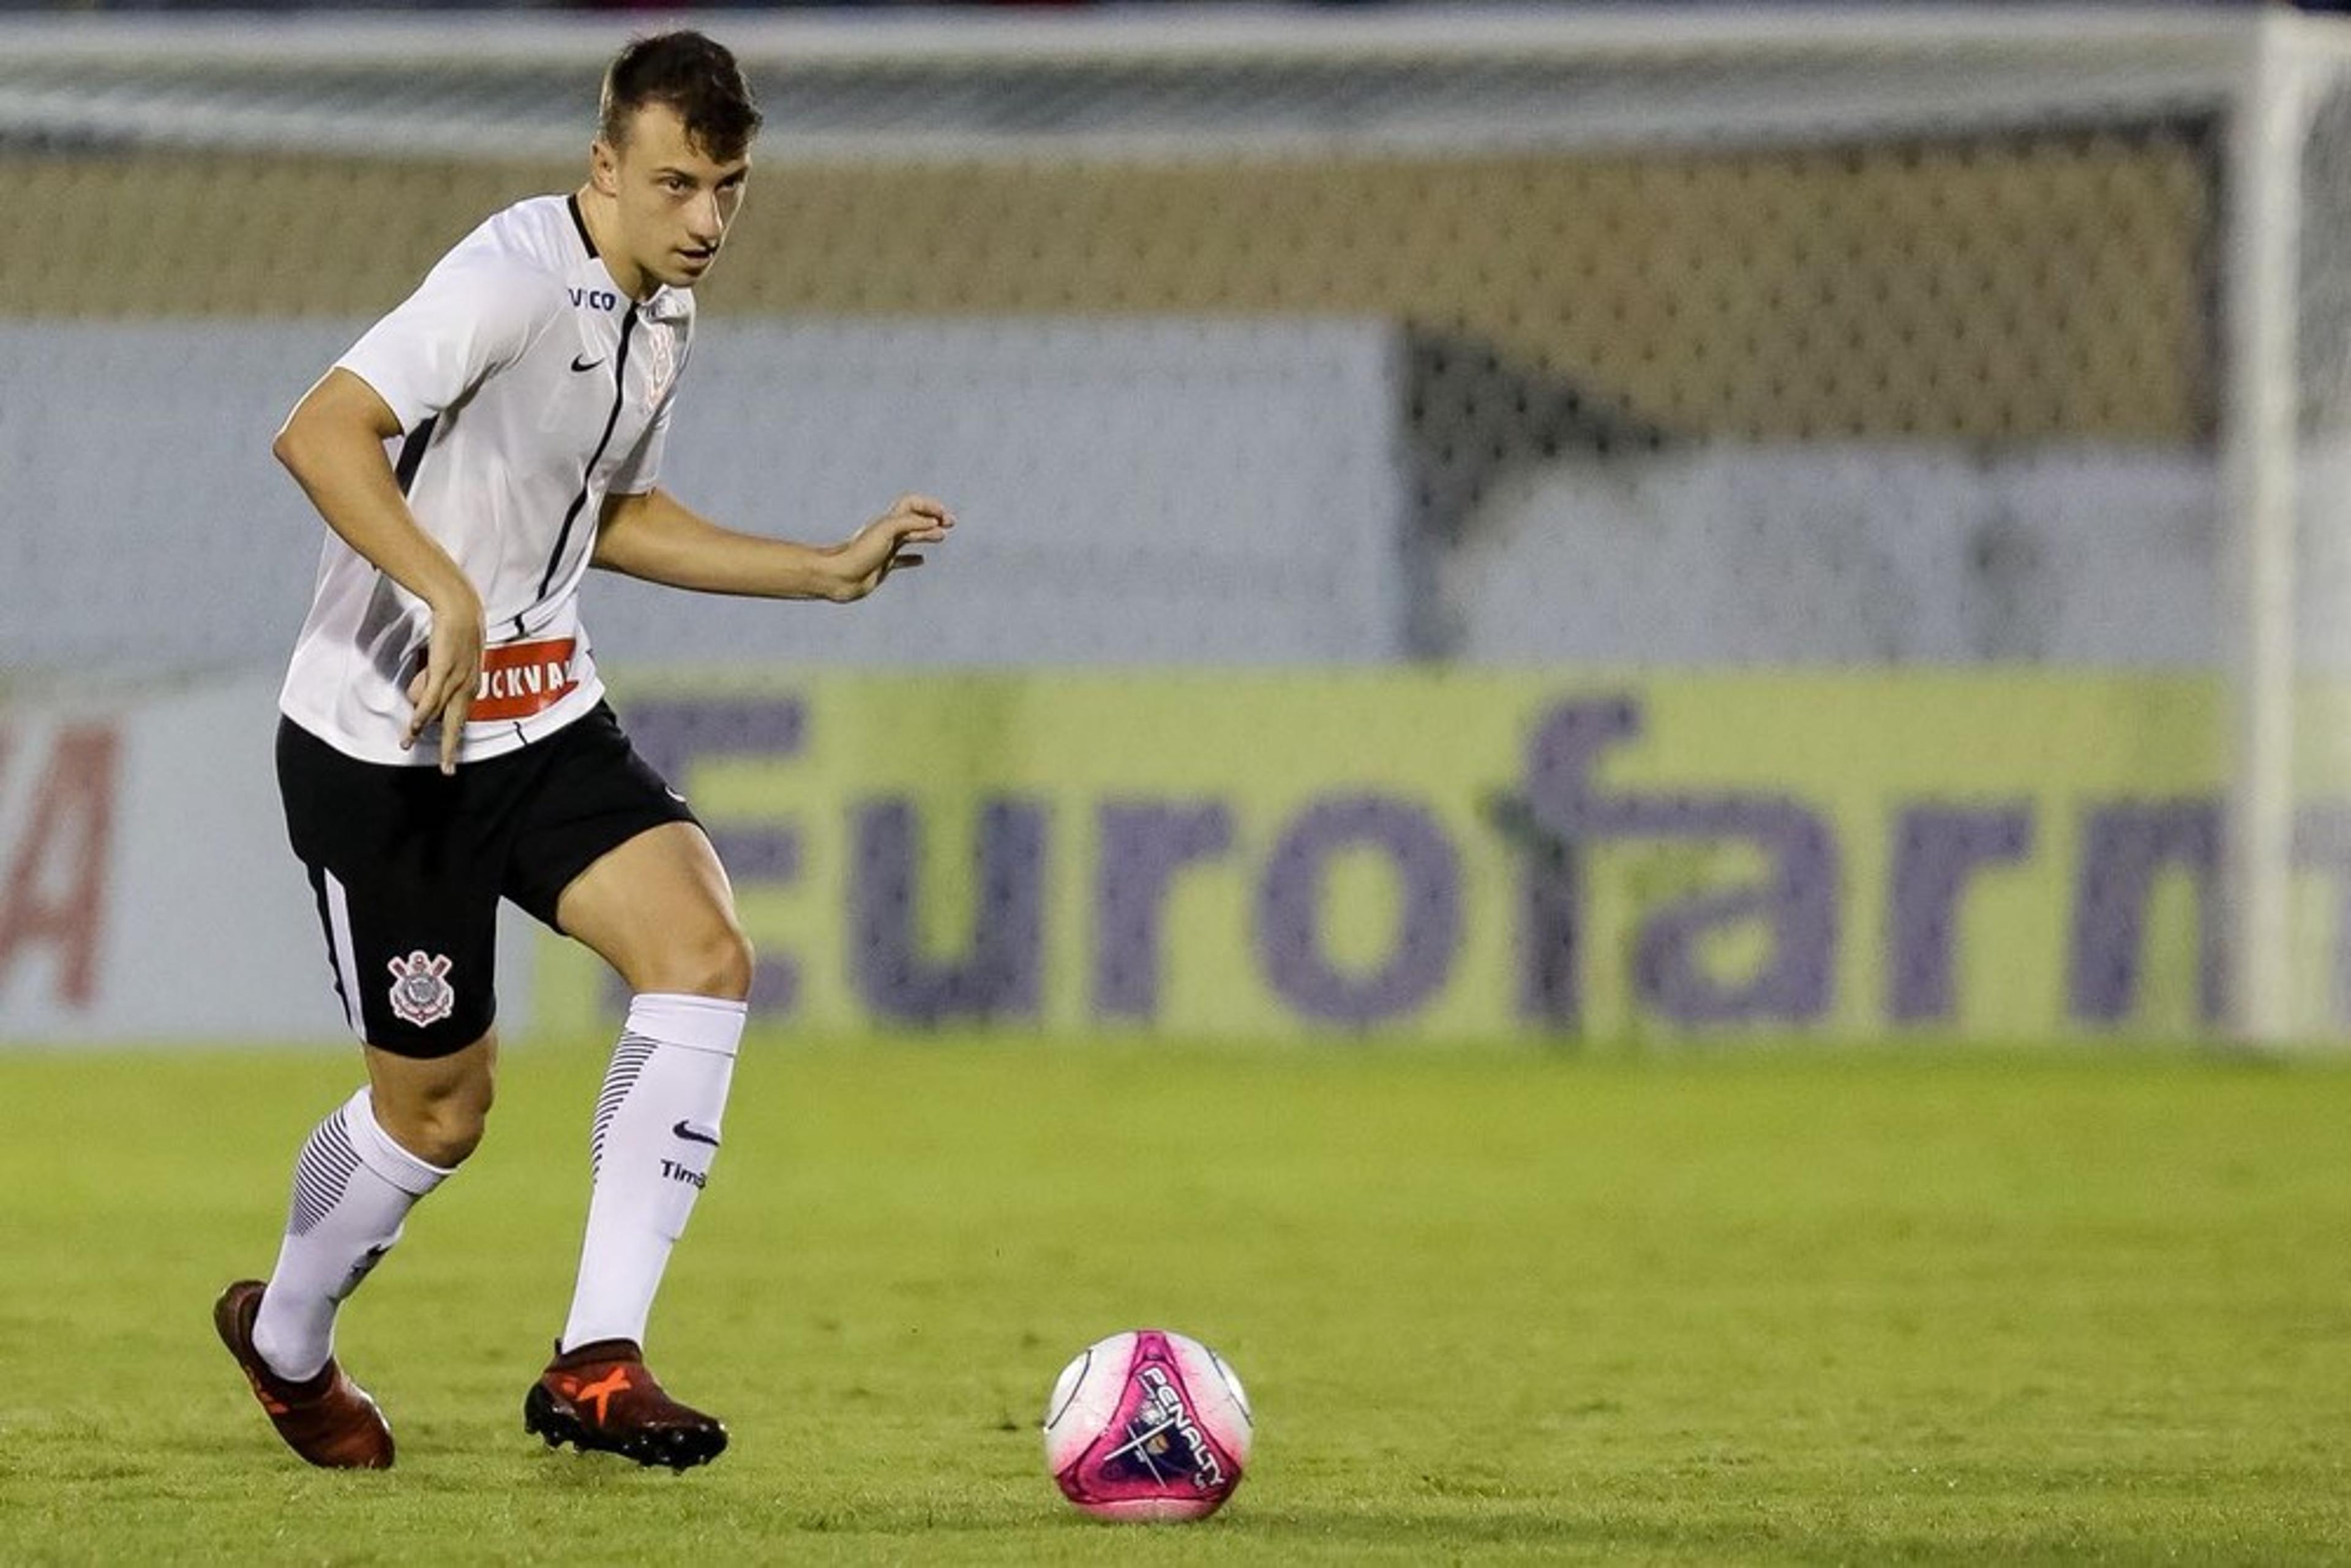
left=470, top=637, right=579, bottom=724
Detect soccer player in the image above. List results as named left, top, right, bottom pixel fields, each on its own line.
left=213, top=31, right=951, bottom=1471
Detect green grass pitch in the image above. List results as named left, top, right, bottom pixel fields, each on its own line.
left=3, top=1038, right=2349, bottom=1564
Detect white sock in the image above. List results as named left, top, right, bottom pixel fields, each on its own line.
left=252, top=1087, right=449, bottom=1382
left=560, top=992, right=746, bottom=1353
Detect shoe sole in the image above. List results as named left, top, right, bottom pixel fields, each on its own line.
left=522, top=1382, right=727, bottom=1471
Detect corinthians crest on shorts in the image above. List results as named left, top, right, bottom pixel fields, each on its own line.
left=386, top=951, right=457, bottom=1027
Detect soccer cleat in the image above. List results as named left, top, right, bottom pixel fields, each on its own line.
left=523, top=1339, right=728, bottom=1471
left=212, top=1280, right=395, bottom=1469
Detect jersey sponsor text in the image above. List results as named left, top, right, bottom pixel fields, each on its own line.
left=470, top=638, right=580, bottom=723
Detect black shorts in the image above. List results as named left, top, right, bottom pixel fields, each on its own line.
left=278, top=702, right=697, bottom=1058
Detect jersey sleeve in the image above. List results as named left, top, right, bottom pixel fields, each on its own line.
left=334, top=253, right=551, bottom=433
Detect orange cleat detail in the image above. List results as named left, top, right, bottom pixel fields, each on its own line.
left=574, top=1367, right=633, bottom=1424
left=523, top=1339, right=726, bottom=1471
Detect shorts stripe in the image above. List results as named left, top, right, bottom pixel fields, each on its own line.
left=321, top=869, right=365, bottom=1040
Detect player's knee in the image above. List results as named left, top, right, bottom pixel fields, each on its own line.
left=682, top=921, right=755, bottom=1002
left=640, top=918, right=754, bottom=1002
left=375, top=1095, right=489, bottom=1168
left=373, top=1056, right=495, bottom=1168
left=411, top=1101, right=489, bottom=1168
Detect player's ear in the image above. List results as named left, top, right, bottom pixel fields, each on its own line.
left=589, top=138, right=620, bottom=197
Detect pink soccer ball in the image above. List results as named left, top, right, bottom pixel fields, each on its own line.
left=1042, top=1329, right=1254, bottom=1522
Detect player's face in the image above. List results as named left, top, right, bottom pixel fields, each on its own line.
left=599, top=103, right=751, bottom=293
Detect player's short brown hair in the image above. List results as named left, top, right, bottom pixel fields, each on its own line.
left=599, top=31, right=763, bottom=163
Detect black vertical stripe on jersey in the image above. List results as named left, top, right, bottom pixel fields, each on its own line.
left=536, top=309, right=638, bottom=602
left=566, top=194, right=598, bottom=258
left=392, top=415, right=438, bottom=497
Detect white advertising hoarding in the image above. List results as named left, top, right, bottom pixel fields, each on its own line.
left=0, top=677, right=534, bottom=1046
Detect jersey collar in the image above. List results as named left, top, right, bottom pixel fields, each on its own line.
left=566, top=193, right=688, bottom=321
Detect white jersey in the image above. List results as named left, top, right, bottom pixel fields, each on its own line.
left=280, top=194, right=694, bottom=765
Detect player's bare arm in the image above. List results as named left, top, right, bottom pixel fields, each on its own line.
left=273, top=367, right=484, bottom=773
left=591, top=487, right=954, bottom=603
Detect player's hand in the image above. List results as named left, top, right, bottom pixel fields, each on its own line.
left=404, top=591, right=484, bottom=775
left=825, top=494, right=954, bottom=602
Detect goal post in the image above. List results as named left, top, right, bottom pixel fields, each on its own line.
left=2219, top=12, right=2304, bottom=1046
left=2222, top=14, right=2351, bottom=1047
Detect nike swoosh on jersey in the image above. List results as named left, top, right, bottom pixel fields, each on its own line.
left=672, top=1120, right=721, bottom=1147
left=570, top=353, right=605, bottom=373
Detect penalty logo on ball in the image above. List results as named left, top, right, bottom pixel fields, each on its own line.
left=1102, top=1363, right=1226, bottom=1492
left=1042, top=1329, right=1253, bottom=1523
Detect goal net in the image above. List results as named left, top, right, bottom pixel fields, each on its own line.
left=1, top=7, right=2345, bottom=1046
